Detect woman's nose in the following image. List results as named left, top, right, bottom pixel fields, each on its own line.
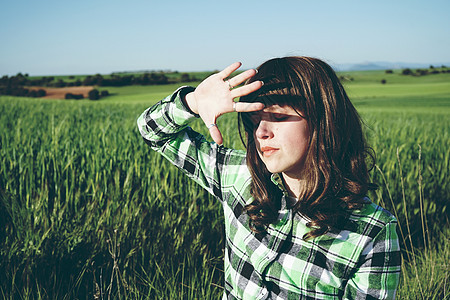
left=255, top=120, right=273, bottom=139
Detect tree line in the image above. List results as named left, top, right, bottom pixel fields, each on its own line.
left=378, top=65, right=449, bottom=85
left=0, top=71, right=200, bottom=98
left=0, top=72, right=198, bottom=88
left=387, top=65, right=449, bottom=76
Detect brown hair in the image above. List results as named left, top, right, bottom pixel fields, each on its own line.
left=238, top=56, right=377, bottom=239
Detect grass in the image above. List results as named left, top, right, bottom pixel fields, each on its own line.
left=0, top=69, right=449, bottom=299
left=396, top=227, right=450, bottom=299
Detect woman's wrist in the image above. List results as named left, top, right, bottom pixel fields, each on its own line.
left=184, top=92, right=199, bottom=115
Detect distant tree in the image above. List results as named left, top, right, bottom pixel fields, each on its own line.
left=13, top=73, right=28, bottom=86
left=54, top=79, right=66, bottom=87
left=5, top=87, right=29, bottom=97
left=385, top=69, right=393, bottom=74
left=65, top=93, right=83, bottom=100
left=94, top=74, right=104, bottom=85
left=0, top=75, right=8, bottom=86
left=120, top=75, right=134, bottom=86
left=88, top=89, right=100, bottom=100
left=416, top=69, right=428, bottom=76
left=150, top=73, right=168, bottom=84
left=180, top=73, right=191, bottom=82
left=15, top=87, right=29, bottom=96
left=83, top=75, right=95, bottom=86
left=28, top=90, right=38, bottom=97
left=28, top=78, right=43, bottom=86
left=43, top=76, right=55, bottom=85
left=140, top=73, right=151, bottom=85
left=100, top=74, right=134, bottom=86
left=381, top=79, right=387, bottom=84
left=402, top=68, right=412, bottom=75
left=429, top=65, right=434, bottom=69
left=36, top=89, right=46, bottom=97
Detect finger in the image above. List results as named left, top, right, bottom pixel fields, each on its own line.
left=230, top=80, right=263, bottom=98
left=217, top=62, right=242, bottom=80
left=208, top=125, right=224, bottom=145
left=228, top=69, right=257, bottom=87
left=235, top=102, right=265, bottom=113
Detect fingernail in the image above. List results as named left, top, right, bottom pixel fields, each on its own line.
left=260, top=80, right=264, bottom=86
left=255, top=69, right=258, bottom=74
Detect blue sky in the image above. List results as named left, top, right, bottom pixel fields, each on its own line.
left=1, top=0, right=449, bottom=75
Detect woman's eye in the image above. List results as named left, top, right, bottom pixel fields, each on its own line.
left=273, top=114, right=289, bottom=121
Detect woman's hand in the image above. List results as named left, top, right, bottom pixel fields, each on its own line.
left=185, top=62, right=264, bottom=145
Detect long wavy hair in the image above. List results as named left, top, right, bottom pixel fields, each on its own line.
left=238, top=56, right=377, bottom=239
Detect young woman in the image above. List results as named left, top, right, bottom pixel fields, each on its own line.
left=137, top=57, right=401, bottom=299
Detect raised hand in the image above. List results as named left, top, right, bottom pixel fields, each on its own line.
left=185, top=62, right=264, bottom=145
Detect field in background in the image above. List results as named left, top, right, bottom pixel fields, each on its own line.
left=27, top=86, right=95, bottom=99
left=0, top=69, right=449, bottom=298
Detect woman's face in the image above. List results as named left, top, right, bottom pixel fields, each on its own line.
left=248, top=104, right=309, bottom=179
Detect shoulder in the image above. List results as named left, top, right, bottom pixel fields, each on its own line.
left=349, top=198, right=397, bottom=240
left=320, top=198, right=397, bottom=244
left=351, top=198, right=397, bottom=225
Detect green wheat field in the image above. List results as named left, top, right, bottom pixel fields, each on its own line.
left=0, top=69, right=449, bottom=299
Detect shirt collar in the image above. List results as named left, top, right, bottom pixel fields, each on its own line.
left=271, top=173, right=298, bottom=209
left=270, top=173, right=287, bottom=195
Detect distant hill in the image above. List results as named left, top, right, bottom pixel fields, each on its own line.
left=334, top=61, right=450, bottom=71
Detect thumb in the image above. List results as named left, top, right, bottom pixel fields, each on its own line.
left=208, top=124, right=223, bottom=146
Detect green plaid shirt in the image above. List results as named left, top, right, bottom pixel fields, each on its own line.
left=137, top=87, right=401, bottom=299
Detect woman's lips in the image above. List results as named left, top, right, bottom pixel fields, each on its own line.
left=260, top=146, right=279, bottom=157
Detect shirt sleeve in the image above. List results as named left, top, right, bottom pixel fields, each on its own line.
left=343, top=220, right=401, bottom=299
left=137, top=86, right=243, bottom=201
